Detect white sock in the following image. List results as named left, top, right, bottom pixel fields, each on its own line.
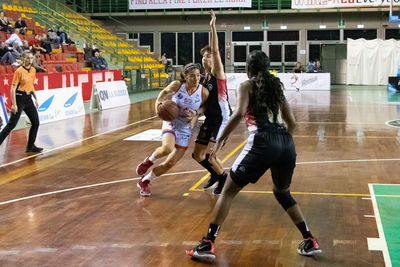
left=149, top=153, right=157, bottom=162
left=142, top=170, right=157, bottom=182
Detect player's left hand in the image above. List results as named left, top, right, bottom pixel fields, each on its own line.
left=34, top=99, right=39, bottom=109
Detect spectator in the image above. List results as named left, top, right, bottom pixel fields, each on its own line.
left=14, top=17, right=27, bottom=35
left=83, top=41, right=94, bottom=61
left=161, top=52, right=167, bottom=65
left=41, top=34, right=52, bottom=54
left=32, top=49, right=46, bottom=72
left=1, top=42, right=22, bottom=66
left=5, top=28, right=23, bottom=47
left=293, top=62, right=305, bottom=73
left=0, top=11, right=12, bottom=32
left=314, top=60, right=323, bottom=73
left=307, top=60, right=315, bottom=73
left=91, top=51, right=108, bottom=70
left=57, top=26, right=68, bottom=45
left=22, top=40, right=30, bottom=51
left=48, top=25, right=61, bottom=46
left=29, top=34, right=46, bottom=53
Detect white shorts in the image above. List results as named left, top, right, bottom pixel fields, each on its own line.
left=162, top=120, right=192, bottom=150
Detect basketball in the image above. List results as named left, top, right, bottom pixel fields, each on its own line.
left=157, top=100, right=179, bottom=121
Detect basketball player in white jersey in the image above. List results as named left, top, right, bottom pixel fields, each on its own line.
left=136, top=63, right=209, bottom=196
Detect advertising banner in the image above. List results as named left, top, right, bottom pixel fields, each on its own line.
left=0, top=96, right=8, bottom=132
left=129, top=0, right=252, bottom=10
left=0, top=70, right=123, bottom=110
left=92, top=81, right=130, bottom=110
left=292, top=0, right=400, bottom=9
left=35, top=87, right=85, bottom=124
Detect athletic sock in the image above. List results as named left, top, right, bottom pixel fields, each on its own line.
left=142, top=170, right=157, bottom=182
left=296, top=221, right=313, bottom=239
left=149, top=153, right=156, bottom=162
left=206, top=223, right=221, bottom=242
left=198, top=154, right=218, bottom=177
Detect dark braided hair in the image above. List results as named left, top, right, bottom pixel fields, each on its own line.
left=246, top=50, right=285, bottom=123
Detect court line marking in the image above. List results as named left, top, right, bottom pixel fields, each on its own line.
left=1, top=163, right=400, bottom=206
left=0, top=115, right=158, bottom=169
left=189, top=139, right=248, bottom=191
left=368, top=184, right=392, bottom=267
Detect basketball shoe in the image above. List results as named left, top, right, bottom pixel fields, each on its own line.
left=203, top=175, right=219, bottom=190
left=137, top=179, right=151, bottom=197
left=186, top=237, right=215, bottom=260
left=136, top=157, right=153, bottom=176
left=213, top=173, right=227, bottom=195
left=297, top=237, right=322, bottom=256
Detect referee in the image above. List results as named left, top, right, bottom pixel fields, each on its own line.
left=0, top=52, right=43, bottom=153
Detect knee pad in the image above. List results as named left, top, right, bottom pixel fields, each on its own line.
left=273, top=190, right=296, bottom=211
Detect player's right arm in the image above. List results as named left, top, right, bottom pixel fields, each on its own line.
left=10, top=69, right=21, bottom=114
left=155, top=80, right=181, bottom=111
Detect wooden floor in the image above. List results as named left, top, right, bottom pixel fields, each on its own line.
left=0, top=85, right=399, bottom=266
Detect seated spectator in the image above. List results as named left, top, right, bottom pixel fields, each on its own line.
left=32, top=49, right=46, bottom=72
left=41, top=34, right=52, bottom=54
left=57, top=26, right=68, bottom=45
left=0, top=11, right=12, bottom=32
left=83, top=41, right=94, bottom=61
left=14, top=17, right=27, bottom=35
left=91, top=51, right=108, bottom=70
left=29, top=34, right=46, bottom=54
left=307, top=60, right=315, bottom=73
left=22, top=40, right=30, bottom=52
left=1, top=41, right=22, bottom=66
left=5, top=28, right=23, bottom=47
left=293, top=62, right=305, bottom=73
left=48, top=25, right=61, bottom=45
left=314, top=60, right=323, bottom=73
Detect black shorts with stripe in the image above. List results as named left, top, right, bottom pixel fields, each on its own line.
left=230, top=126, right=297, bottom=189
left=195, top=115, right=223, bottom=145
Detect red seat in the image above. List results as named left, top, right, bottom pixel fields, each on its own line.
left=0, top=65, right=6, bottom=74
left=40, top=54, right=45, bottom=62
left=5, top=65, right=13, bottom=73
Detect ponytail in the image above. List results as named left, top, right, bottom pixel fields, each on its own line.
left=253, top=70, right=284, bottom=123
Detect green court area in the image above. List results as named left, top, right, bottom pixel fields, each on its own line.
left=372, top=184, right=400, bottom=267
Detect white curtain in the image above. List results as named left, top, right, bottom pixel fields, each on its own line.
left=347, top=39, right=400, bottom=85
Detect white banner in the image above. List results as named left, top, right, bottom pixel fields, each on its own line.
left=277, top=73, right=331, bottom=91
left=347, top=39, right=400, bottom=85
left=226, top=72, right=330, bottom=92
left=0, top=96, right=8, bottom=132
left=129, top=0, right=251, bottom=10
left=93, top=81, right=130, bottom=110
left=36, top=87, right=85, bottom=124
left=292, top=0, right=400, bottom=9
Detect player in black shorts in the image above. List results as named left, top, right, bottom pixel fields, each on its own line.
left=192, top=10, right=231, bottom=195
left=186, top=50, right=322, bottom=260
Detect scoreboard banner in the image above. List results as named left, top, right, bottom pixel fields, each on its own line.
left=292, top=0, right=400, bottom=9
left=129, top=0, right=252, bottom=10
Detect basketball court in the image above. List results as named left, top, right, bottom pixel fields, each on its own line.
left=0, top=84, right=399, bottom=266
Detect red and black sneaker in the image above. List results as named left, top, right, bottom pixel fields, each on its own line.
left=186, top=237, right=215, bottom=260
left=297, top=237, right=322, bottom=256
left=136, top=157, right=154, bottom=176
left=137, top=179, right=151, bottom=197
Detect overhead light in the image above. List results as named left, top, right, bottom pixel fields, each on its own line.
left=319, top=25, right=326, bottom=29
left=357, top=24, right=364, bottom=29
left=244, top=26, right=251, bottom=30
left=398, top=24, right=400, bottom=28
left=280, top=25, right=287, bottom=30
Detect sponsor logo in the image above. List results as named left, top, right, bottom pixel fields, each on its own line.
left=38, top=95, right=55, bottom=112
left=208, top=84, right=213, bottom=91
left=64, top=92, right=78, bottom=108
left=184, top=98, right=192, bottom=105
left=178, top=93, right=183, bottom=99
